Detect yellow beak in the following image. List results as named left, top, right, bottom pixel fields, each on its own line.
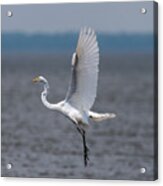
left=32, top=76, right=40, bottom=83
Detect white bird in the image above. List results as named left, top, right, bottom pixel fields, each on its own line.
left=32, top=27, right=116, bottom=166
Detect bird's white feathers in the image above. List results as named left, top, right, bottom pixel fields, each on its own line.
left=34, top=27, right=116, bottom=127
left=66, top=27, right=99, bottom=112
left=89, top=111, right=116, bottom=122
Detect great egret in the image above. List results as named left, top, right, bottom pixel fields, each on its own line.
left=32, top=27, right=116, bottom=166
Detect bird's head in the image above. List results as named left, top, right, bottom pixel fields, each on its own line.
left=32, top=76, right=47, bottom=84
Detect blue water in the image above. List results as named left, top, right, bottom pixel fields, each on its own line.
left=1, top=53, right=156, bottom=180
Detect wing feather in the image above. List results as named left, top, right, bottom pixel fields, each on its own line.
left=65, top=27, right=99, bottom=111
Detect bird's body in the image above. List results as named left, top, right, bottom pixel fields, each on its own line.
left=49, top=100, right=89, bottom=126
left=33, top=27, right=116, bottom=166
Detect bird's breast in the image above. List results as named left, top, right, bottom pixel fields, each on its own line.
left=61, top=102, right=89, bottom=125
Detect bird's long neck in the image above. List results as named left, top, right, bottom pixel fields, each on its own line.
left=41, top=81, right=59, bottom=110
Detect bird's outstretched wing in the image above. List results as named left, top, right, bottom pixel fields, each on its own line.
left=65, top=27, right=99, bottom=111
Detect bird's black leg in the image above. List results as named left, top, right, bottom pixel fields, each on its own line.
left=77, top=127, right=89, bottom=167
left=82, top=130, right=89, bottom=167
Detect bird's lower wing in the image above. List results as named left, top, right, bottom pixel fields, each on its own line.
left=89, top=111, right=116, bottom=122
left=65, top=27, right=99, bottom=111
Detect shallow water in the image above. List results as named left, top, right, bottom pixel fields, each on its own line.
left=1, top=53, right=156, bottom=180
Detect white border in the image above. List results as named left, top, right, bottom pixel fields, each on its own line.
left=0, top=0, right=162, bottom=185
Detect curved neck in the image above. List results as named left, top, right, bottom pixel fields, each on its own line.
left=41, top=81, right=59, bottom=110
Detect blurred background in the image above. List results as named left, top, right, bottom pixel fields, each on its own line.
left=1, top=2, right=156, bottom=180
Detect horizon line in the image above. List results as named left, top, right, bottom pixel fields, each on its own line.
left=2, top=31, right=153, bottom=35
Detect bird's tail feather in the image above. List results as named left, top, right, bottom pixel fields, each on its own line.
left=89, top=111, right=116, bottom=122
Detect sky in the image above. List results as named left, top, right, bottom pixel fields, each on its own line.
left=1, top=1, right=154, bottom=33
